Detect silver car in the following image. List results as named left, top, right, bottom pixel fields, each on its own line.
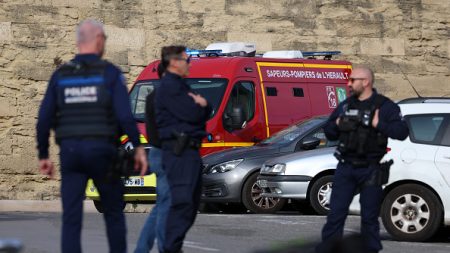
left=258, top=147, right=337, bottom=215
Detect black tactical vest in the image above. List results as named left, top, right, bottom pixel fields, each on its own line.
left=336, top=94, right=388, bottom=164
left=54, top=60, right=118, bottom=140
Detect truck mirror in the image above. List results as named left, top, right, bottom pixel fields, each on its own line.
left=300, top=137, right=321, bottom=150
left=224, top=105, right=246, bottom=131
left=230, top=106, right=245, bottom=130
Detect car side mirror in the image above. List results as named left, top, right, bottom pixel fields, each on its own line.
left=300, top=137, right=321, bottom=150
left=224, top=105, right=246, bottom=130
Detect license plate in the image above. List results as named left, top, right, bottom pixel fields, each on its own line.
left=258, top=180, right=268, bottom=188
left=124, top=177, right=145, bottom=187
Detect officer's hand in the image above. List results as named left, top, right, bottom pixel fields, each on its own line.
left=134, top=146, right=148, bottom=177
left=372, top=109, right=379, bottom=128
left=39, top=159, right=55, bottom=179
left=336, top=117, right=340, bottom=126
left=188, top=92, right=207, bottom=107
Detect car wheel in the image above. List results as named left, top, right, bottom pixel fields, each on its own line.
left=381, top=184, right=443, bottom=242
left=242, top=173, right=286, bottom=214
left=309, top=175, right=333, bottom=215
left=93, top=200, right=126, bottom=213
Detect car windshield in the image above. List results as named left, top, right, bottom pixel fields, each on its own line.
left=258, top=117, right=327, bottom=146
left=129, top=79, right=228, bottom=121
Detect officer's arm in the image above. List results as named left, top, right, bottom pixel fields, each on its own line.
left=160, top=84, right=207, bottom=123
left=324, top=103, right=343, bottom=141
left=203, top=103, right=213, bottom=121
left=377, top=102, right=409, bottom=140
left=36, top=73, right=57, bottom=159
left=112, top=72, right=141, bottom=147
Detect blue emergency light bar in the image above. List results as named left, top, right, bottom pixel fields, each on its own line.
left=302, top=51, right=341, bottom=59
left=302, top=51, right=341, bottom=56
left=186, top=49, right=223, bottom=57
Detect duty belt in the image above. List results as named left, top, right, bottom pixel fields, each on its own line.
left=162, top=139, right=202, bottom=150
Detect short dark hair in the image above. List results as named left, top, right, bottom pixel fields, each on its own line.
left=159, top=45, right=186, bottom=77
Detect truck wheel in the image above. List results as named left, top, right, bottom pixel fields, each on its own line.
left=309, top=175, right=333, bottom=215
left=242, top=173, right=286, bottom=214
left=381, top=184, right=443, bottom=242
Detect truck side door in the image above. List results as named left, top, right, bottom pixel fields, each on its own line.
left=222, top=80, right=266, bottom=145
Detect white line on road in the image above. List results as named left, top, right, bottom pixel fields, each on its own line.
left=257, top=219, right=318, bottom=225
left=184, top=241, right=220, bottom=252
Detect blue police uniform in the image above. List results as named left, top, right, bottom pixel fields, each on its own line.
left=36, top=54, right=141, bottom=253
left=155, top=71, right=211, bottom=253
left=318, top=90, right=409, bottom=253
left=134, top=88, right=171, bottom=253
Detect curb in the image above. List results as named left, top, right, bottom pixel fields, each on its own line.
left=0, top=200, right=154, bottom=213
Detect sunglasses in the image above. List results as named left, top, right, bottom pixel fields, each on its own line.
left=175, top=55, right=192, bottom=64
left=348, top=77, right=366, bottom=83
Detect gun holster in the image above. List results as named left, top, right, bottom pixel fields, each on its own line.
left=107, top=148, right=135, bottom=181
left=363, top=159, right=393, bottom=187
left=377, top=159, right=393, bottom=185
left=172, top=131, right=190, bottom=156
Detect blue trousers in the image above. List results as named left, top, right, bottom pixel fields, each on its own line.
left=320, top=162, right=383, bottom=253
left=59, top=139, right=126, bottom=253
left=135, top=147, right=171, bottom=253
left=162, top=148, right=203, bottom=253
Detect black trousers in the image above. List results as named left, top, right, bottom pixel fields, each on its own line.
left=162, top=147, right=203, bottom=253
left=318, top=162, right=383, bottom=253
left=59, top=139, right=126, bottom=253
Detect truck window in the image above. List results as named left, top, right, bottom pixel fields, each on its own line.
left=293, top=88, right=304, bottom=97
left=225, top=81, right=255, bottom=122
left=129, top=80, right=159, bottom=121
left=266, top=87, right=277, bottom=96
left=129, top=79, right=227, bottom=121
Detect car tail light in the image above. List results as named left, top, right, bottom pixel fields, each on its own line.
left=386, top=147, right=391, bottom=153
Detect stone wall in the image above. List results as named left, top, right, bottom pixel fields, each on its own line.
left=0, top=0, right=449, bottom=199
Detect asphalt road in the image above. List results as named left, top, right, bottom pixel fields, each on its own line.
left=1, top=211, right=450, bottom=253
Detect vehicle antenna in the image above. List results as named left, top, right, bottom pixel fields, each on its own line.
left=397, top=64, right=421, bottom=98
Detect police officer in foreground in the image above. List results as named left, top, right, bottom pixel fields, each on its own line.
left=134, top=64, right=171, bottom=253
left=317, top=66, right=409, bottom=253
left=155, top=46, right=211, bottom=253
left=36, top=19, right=147, bottom=253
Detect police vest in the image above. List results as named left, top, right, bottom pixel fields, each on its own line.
left=54, top=60, right=118, bottom=140
left=336, top=94, right=388, bottom=161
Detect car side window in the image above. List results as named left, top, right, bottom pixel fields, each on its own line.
left=440, top=122, right=450, bottom=146
left=406, top=115, right=445, bottom=144
left=225, top=81, right=255, bottom=122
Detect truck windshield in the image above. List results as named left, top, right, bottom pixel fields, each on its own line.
left=258, top=117, right=327, bottom=146
left=129, top=78, right=228, bottom=121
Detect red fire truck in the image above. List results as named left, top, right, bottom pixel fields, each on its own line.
left=86, top=43, right=351, bottom=210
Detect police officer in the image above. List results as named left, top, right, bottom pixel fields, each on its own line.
left=36, top=19, right=147, bottom=253
left=317, top=66, right=409, bottom=253
left=155, top=46, right=211, bottom=253
left=134, top=64, right=170, bottom=253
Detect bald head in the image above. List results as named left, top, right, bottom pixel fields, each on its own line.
left=348, top=65, right=375, bottom=100
left=353, top=66, right=375, bottom=85
left=76, top=19, right=106, bottom=57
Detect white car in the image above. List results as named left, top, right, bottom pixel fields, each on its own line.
left=259, top=97, right=450, bottom=241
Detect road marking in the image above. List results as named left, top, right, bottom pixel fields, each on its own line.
left=257, top=219, right=318, bottom=225
left=184, top=241, right=220, bottom=252
left=343, top=228, right=360, bottom=233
